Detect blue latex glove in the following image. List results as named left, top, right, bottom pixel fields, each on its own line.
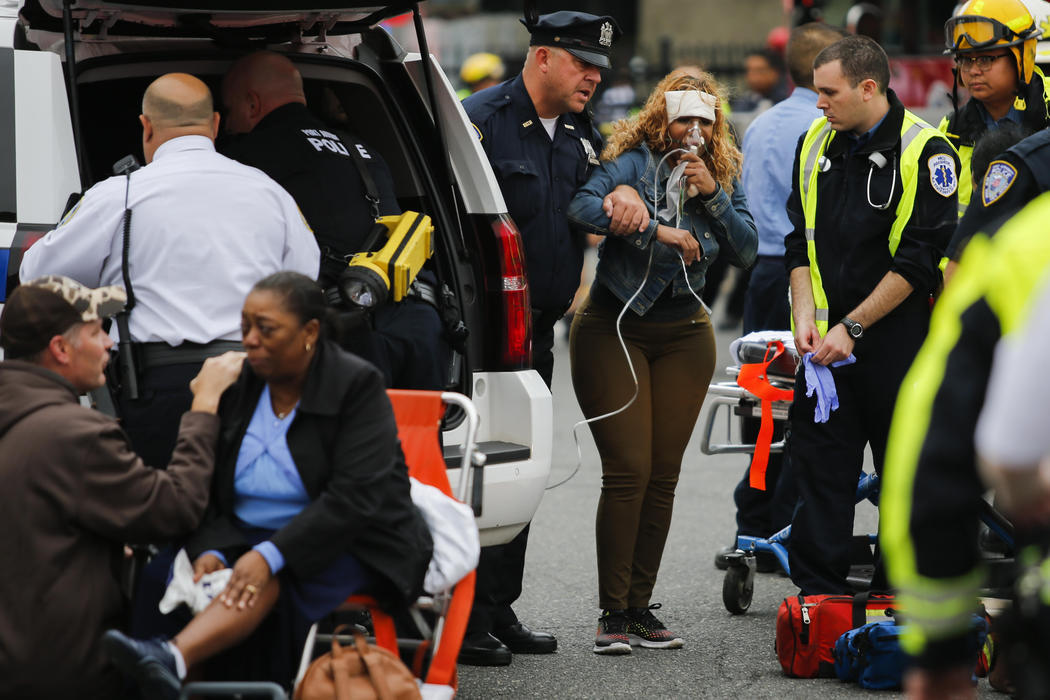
left=802, top=352, right=857, bottom=423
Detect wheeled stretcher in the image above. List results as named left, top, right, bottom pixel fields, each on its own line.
left=700, top=334, right=1018, bottom=615
left=699, top=335, right=879, bottom=614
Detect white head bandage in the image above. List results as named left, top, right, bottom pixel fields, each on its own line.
left=665, top=90, right=717, bottom=123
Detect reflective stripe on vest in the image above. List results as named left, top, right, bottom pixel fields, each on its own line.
left=938, top=114, right=971, bottom=218
left=797, top=112, right=949, bottom=334
left=881, top=192, right=1050, bottom=656
left=937, top=67, right=1050, bottom=220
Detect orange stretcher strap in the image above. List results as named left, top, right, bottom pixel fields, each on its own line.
left=735, top=341, right=794, bottom=491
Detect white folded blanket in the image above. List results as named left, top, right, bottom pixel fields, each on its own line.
left=728, top=330, right=796, bottom=366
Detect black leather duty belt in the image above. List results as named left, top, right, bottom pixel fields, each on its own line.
left=137, top=340, right=243, bottom=370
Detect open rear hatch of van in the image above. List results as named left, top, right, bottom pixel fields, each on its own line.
left=20, top=0, right=451, bottom=205
left=20, top=0, right=415, bottom=40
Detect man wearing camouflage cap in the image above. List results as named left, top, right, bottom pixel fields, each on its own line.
left=0, top=276, right=244, bottom=698
left=462, top=9, right=633, bottom=666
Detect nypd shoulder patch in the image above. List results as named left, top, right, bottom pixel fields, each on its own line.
left=471, top=123, right=483, bottom=142
left=928, top=153, right=957, bottom=198
left=982, top=160, right=1017, bottom=207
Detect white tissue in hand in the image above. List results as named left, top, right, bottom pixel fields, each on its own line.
left=159, top=549, right=232, bottom=615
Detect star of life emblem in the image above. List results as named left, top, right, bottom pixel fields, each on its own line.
left=599, top=21, right=613, bottom=47
left=928, top=153, right=957, bottom=198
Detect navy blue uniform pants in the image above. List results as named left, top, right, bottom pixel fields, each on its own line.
left=467, top=308, right=562, bottom=634
left=733, top=256, right=795, bottom=538
left=117, top=362, right=200, bottom=469
left=788, top=312, right=927, bottom=595
left=373, top=297, right=448, bottom=391
left=531, top=308, right=563, bottom=389
left=468, top=523, right=529, bottom=634
left=734, top=418, right=796, bottom=538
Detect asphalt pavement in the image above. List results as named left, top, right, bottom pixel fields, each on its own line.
left=455, top=309, right=1001, bottom=699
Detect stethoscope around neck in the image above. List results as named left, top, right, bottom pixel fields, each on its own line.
left=817, top=139, right=897, bottom=211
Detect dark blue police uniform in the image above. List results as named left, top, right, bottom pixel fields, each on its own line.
left=465, top=75, right=602, bottom=388
left=948, top=127, right=1050, bottom=259
left=222, top=102, right=448, bottom=391
left=459, top=10, right=621, bottom=664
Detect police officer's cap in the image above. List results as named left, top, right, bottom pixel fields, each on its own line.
left=522, top=11, right=622, bottom=69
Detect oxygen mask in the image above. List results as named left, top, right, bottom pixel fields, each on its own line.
left=683, top=120, right=705, bottom=154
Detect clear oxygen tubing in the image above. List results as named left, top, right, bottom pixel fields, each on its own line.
left=547, top=133, right=715, bottom=490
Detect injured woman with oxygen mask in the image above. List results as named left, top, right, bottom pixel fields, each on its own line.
left=101, top=271, right=438, bottom=697
left=567, top=69, right=756, bottom=654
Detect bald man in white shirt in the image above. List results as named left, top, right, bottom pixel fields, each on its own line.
left=21, top=72, right=319, bottom=467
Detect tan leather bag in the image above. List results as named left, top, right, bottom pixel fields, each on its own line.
left=294, top=626, right=422, bottom=700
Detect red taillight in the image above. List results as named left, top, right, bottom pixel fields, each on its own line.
left=5, top=226, right=50, bottom=301
left=491, top=214, right=532, bottom=369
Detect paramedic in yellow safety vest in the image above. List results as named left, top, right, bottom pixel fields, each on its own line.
left=784, top=35, right=959, bottom=596
left=939, top=0, right=1050, bottom=279
left=881, top=191, right=1050, bottom=699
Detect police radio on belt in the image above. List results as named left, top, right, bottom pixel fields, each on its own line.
left=113, top=154, right=142, bottom=400
left=336, top=211, right=434, bottom=309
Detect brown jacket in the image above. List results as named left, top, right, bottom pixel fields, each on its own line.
left=0, top=361, right=219, bottom=699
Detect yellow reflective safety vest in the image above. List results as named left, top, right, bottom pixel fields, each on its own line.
left=881, top=191, right=1050, bottom=657
left=938, top=66, right=1050, bottom=219
left=937, top=114, right=969, bottom=219
left=797, top=111, right=952, bottom=335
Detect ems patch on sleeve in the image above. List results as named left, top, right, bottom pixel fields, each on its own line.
left=471, top=123, right=483, bottom=142
left=928, top=153, right=957, bottom=198
left=981, top=160, right=1017, bottom=207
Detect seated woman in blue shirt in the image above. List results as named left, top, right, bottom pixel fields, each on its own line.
left=103, top=271, right=432, bottom=697
left=568, top=68, right=756, bottom=655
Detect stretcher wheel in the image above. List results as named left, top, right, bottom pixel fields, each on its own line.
left=722, top=563, right=754, bottom=615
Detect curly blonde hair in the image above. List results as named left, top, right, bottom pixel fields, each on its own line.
left=601, top=66, right=742, bottom=194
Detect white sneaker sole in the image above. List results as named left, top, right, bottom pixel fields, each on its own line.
left=628, top=634, right=684, bottom=649
left=592, top=641, right=632, bottom=655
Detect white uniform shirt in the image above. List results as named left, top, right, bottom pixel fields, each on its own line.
left=20, top=135, right=320, bottom=345
left=976, top=277, right=1050, bottom=469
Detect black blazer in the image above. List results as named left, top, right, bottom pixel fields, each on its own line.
left=187, top=340, right=432, bottom=605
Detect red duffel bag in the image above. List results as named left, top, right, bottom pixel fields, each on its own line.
left=776, top=592, right=896, bottom=678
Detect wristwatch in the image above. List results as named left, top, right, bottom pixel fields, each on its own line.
left=840, top=316, right=864, bottom=339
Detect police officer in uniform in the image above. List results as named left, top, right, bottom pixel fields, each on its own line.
left=947, top=125, right=1050, bottom=276
left=938, top=0, right=1048, bottom=218
left=465, top=11, right=630, bottom=391
left=460, top=10, right=632, bottom=666
left=20, top=73, right=319, bottom=468
left=785, top=36, right=958, bottom=596
left=221, top=51, right=448, bottom=391
left=881, top=193, right=1050, bottom=698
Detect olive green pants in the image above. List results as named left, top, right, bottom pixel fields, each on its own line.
left=570, top=293, right=715, bottom=610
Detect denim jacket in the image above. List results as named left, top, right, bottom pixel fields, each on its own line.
left=568, top=143, right=757, bottom=316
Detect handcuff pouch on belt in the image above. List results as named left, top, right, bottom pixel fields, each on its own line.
left=736, top=340, right=794, bottom=490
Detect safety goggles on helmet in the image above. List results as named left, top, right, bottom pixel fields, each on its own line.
left=945, top=14, right=1038, bottom=52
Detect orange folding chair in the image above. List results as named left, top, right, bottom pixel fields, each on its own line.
left=292, top=390, right=483, bottom=696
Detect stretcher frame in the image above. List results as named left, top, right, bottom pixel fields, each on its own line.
left=700, top=342, right=1018, bottom=615
left=699, top=344, right=882, bottom=614
left=178, top=390, right=485, bottom=700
